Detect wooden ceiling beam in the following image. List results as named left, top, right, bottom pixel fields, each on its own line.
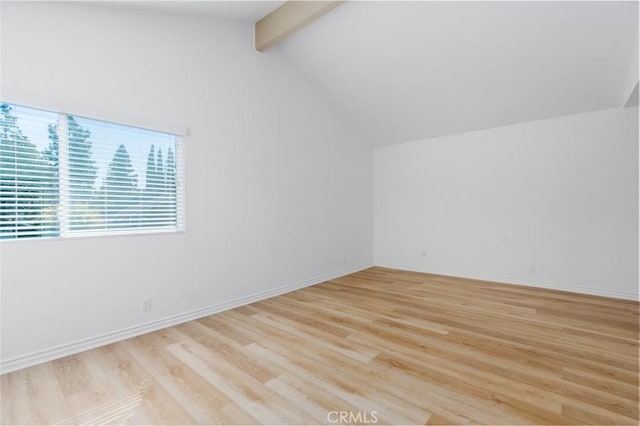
left=255, top=1, right=343, bottom=52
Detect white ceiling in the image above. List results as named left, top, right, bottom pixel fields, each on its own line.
left=272, top=1, right=639, bottom=146
left=95, top=1, right=284, bottom=22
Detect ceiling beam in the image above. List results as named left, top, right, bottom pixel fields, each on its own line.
left=255, top=0, right=343, bottom=52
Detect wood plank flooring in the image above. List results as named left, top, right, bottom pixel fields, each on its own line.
left=1, top=267, right=638, bottom=425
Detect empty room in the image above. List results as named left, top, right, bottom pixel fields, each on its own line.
left=0, top=0, right=638, bottom=425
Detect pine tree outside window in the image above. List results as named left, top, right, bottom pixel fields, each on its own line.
left=0, top=103, right=184, bottom=240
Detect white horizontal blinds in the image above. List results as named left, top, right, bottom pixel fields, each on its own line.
left=66, top=116, right=180, bottom=234
left=0, top=101, right=183, bottom=240
left=0, top=104, right=60, bottom=239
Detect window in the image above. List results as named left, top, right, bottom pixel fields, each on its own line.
left=0, top=103, right=184, bottom=239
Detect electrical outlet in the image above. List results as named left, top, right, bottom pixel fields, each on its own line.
left=529, top=265, right=536, bottom=273
left=421, top=250, right=427, bottom=257
left=142, top=298, right=152, bottom=312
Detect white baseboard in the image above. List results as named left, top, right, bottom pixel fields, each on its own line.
left=0, top=262, right=373, bottom=375
left=375, top=260, right=639, bottom=301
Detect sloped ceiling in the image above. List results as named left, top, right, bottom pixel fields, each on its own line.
left=93, top=1, right=284, bottom=22
left=271, top=1, right=639, bottom=146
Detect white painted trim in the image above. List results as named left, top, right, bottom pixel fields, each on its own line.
left=0, top=262, right=373, bottom=374
left=58, top=113, right=70, bottom=237
left=375, top=260, right=639, bottom=301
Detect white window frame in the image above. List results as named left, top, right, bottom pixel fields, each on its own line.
left=0, top=103, right=186, bottom=241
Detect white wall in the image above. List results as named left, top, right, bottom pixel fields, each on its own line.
left=375, top=107, right=639, bottom=299
left=0, top=2, right=373, bottom=372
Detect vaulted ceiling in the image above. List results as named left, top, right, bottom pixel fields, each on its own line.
left=94, top=0, right=284, bottom=22
left=89, top=1, right=639, bottom=146
left=271, top=1, right=638, bottom=146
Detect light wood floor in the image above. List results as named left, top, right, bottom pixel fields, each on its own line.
left=1, top=267, right=639, bottom=425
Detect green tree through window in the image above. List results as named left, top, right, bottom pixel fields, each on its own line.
left=0, top=104, right=58, bottom=238
left=102, top=144, right=139, bottom=229
left=0, top=102, right=181, bottom=239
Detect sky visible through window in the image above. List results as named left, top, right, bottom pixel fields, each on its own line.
left=12, top=105, right=56, bottom=150
left=2, top=103, right=180, bottom=239
left=14, top=104, right=175, bottom=190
